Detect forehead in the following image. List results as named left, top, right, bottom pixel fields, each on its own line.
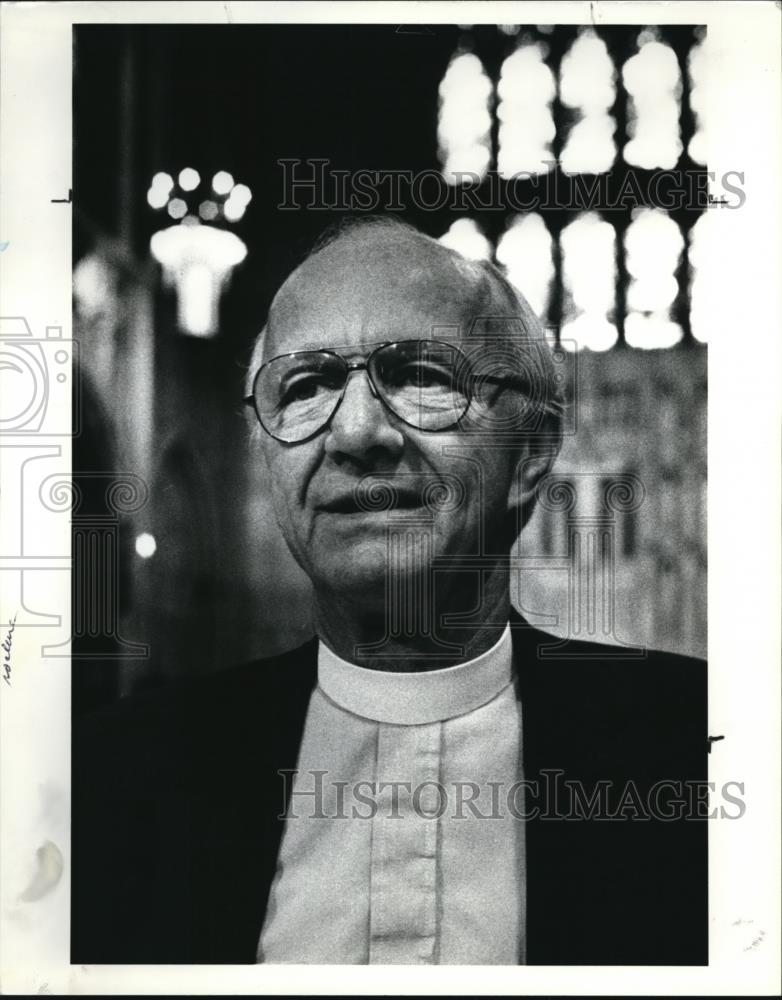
left=264, top=229, right=506, bottom=359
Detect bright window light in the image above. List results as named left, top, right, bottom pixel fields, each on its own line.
left=623, top=37, right=682, bottom=169
left=625, top=208, right=683, bottom=311
left=561, top=313, right=618, bottom=352
left=496, top=214, right=553, bottom=319
left=438, top=218, right=491, bottom=260
left=496, top=43, right=556, bottom=178
left=561, top=212, right=616, bottom=315
left=559, top=31, right=616, bottom=174
left=625, top=314, right=682, bottom=349
left=688, top=210, right=715, bottom=344
left=688, top=31, right=710, bottom=166
left=438, top=52, right=493, bottom=185
left=560, top=212, right=617, bottom=351
left=624, top=208, right=684, bottom=349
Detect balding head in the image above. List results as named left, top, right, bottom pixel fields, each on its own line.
left=268, top=219, right=512, bottom=349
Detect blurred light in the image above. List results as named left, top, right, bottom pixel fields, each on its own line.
left=559, top=31, right=616, bottom=174
left=499, top=24, right=520, bottom=36
left=438, top=218, right=491, bottom=260
left=496, top=213, right=553, bottom=318
left=178, top=167, right=200, bottom=191
left=147, top=186, right=169, bottom=210
left=230, top=183, right=252, bottom=207
left=181, top=263, right=216, bottom=337
left=199, top=199, right=219, bottom=221
left=625, top=208, right=683, bottom=312
left=560, top=31, right=615, bottom=112
left=135, top=533, right=157, bottom=559
left=622, top=38, right=682, bottom=169
left=182, top=214, right=199, bottom=226
left=560, top=212, right=617, bottom=351
left=223, top=196, right=246, bottom=222
left=150, top=224, right=247, bottom=337
left=212, top=170, right=234, bottom=195
left=624, top=208, right=684, bottom=349
left=637, top=27, right=660, bottom=47
left=444, top=144, right=491, bottom=181
left=167, top=198, right=187, bottom=220
left=497, top=43, right=556, bottom=177
left=438, top=52, right=493, bottom=184
left=688, top=33, right=710, bottom=165
left=562, top=116, right=617, bottom=175
left=73, top=252, right=118, bottom=322
left=150, top=171, right=174, bottom=194
left=560, top=313, right=618, bottom=352
left=561, top=212, right=616, bottom=314
left=625, top=314, right=682, bottom=349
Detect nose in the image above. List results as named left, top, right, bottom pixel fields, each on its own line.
left=324, top=369, right=404, bottom=464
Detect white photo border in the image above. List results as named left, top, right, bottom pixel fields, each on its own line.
left=0, top=1, right=779, bottom=994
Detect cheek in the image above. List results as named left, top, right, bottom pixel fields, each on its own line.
left=261, top=447, right=311, bottom=530
left=422, top=437, right=515, bottom=519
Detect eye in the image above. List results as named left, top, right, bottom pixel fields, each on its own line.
left=279, top=372, right=341, bottom=406
left=387, top=362, right=454, bottom=391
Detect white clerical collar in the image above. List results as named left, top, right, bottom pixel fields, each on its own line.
left=317, top=623, right=513, bottom=726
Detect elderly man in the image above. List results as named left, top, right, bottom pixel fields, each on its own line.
left=73, top=217, right=707, bottom=966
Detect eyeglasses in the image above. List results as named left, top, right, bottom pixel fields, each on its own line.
left=245, top=338, right=558, bottom=444
left=244, top=339, right=486, bottom=444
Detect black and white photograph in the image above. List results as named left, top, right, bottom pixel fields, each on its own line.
left=0, top=1, right=780, bottom=994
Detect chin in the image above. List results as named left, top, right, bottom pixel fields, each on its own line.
left=309, top=537, right=435, bottom=605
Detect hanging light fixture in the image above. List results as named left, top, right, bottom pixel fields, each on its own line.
left=147, top=168, right=251, bottom=337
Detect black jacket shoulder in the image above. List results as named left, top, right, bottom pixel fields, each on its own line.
left=71, top=639, right=318, bottom=964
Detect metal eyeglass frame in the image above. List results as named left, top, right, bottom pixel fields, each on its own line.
left=243, top=338, right=486, bottom=444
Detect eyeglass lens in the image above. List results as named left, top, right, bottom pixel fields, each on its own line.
left=254, top=341, right=470, bottom=442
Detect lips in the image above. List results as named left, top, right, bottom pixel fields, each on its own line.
left=316, top=484, right=424, bottom=514
left=318, top=494, right=367, bottom=514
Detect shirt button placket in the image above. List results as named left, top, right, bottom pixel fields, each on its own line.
left=415, top=724, right=441, bottom=962
left=368, top=722, right=443, bottom=964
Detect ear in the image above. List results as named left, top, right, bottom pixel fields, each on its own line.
left=507, top=447, right=556, bottom=534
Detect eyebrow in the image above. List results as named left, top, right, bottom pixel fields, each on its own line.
left=276, top=358, right=333, bottom=384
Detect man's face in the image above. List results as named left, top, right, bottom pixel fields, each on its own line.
left=257, top=229, right=526, bottom=603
